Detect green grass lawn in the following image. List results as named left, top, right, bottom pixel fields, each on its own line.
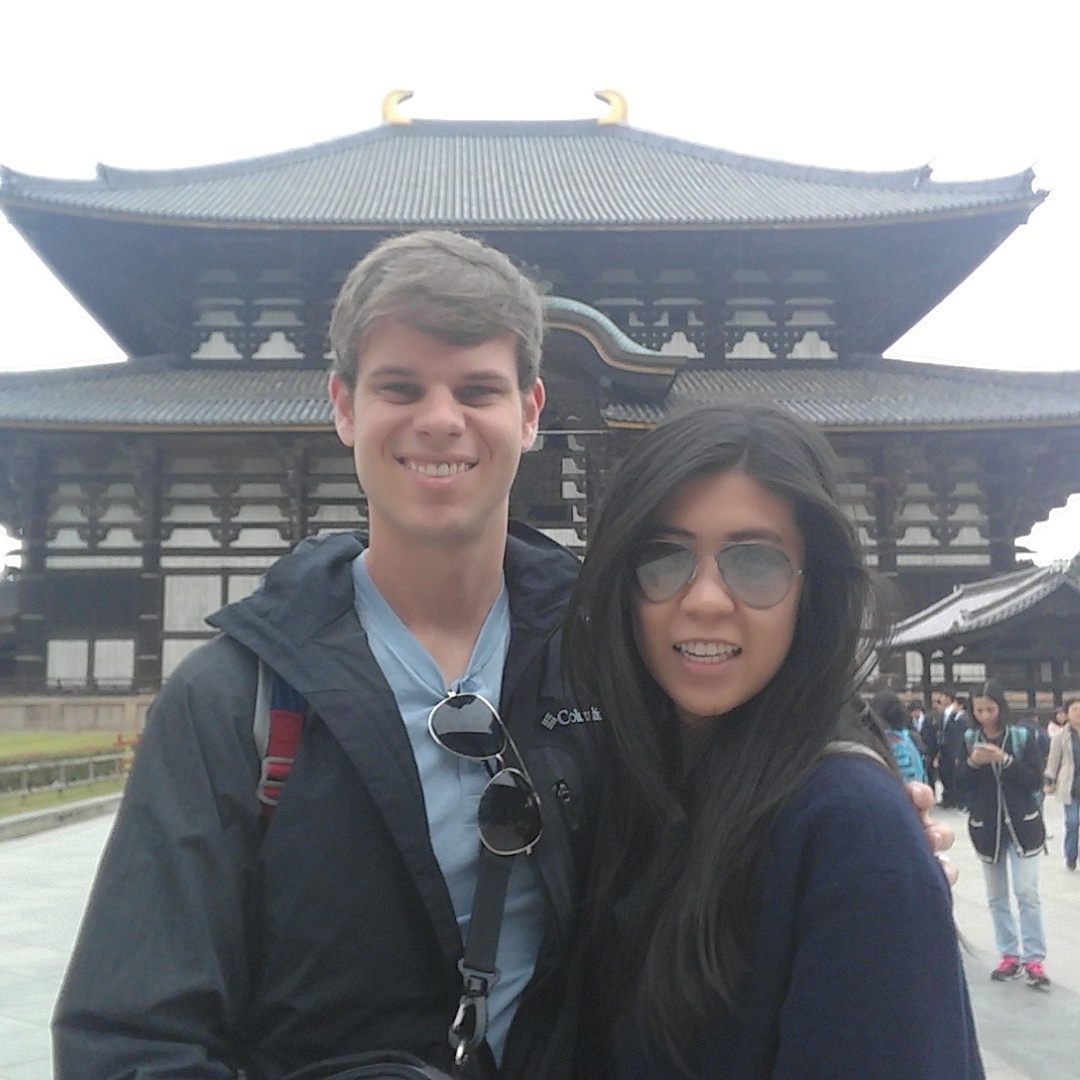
left=0, top=775, right=126, bottom=819
left=0, top=730, right=132, bottom=763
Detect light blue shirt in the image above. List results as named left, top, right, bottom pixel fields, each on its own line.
left=351, top=553, right=544, bottom=1062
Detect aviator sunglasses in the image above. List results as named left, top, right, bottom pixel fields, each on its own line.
left=634, top=539, right=803, bottom=608
left=428, top=692, right=542, bottom=856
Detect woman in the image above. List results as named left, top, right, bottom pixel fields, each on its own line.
left=1043, top=696, right=1080, bottom=871
left=956, top=679, right=1049, bottom=989
left=563, top=404, right=981, bottom=1079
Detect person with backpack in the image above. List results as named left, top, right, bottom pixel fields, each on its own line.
left=873, top=691, right=928, bottom=784
left=956, top=679, right=1050, bottom=991
left=53, top=232, right=601, bottom=1080
left=52, top=232, right=953, bottom=1080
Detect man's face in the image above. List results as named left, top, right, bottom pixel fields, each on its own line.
left=329, top=319, right=544, bottom=551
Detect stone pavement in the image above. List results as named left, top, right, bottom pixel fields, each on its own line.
left=0, top=805, right=1078, bottom=1079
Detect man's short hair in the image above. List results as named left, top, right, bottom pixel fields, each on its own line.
left=328, top=230, right=544, bottom=392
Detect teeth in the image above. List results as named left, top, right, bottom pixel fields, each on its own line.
left=676, top=642, right=739, bottom=660
left=404, top=460, right=475, bottom=477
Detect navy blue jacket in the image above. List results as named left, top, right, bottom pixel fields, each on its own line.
left=615, top=755, right=983, bottom=1080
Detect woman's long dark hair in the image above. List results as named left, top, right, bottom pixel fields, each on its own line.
left=563, top=404, right=889, bottom=1072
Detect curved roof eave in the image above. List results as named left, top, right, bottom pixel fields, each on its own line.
left=887, top=568, right=1080, bottom=649
left=0, top=118, right=1046, bottom=232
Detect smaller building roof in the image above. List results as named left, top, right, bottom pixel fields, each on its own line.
left=889, top=565, right=1080, bottom=650
left=0, top=119, right=1043, bottom=230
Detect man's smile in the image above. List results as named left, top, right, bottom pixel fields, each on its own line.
left=399, top=457, right=478, bottom=477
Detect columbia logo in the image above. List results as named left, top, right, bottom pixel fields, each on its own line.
left=541, top=707, right=603, bottom=729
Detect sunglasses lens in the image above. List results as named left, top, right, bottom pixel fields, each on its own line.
left=718, top=544, right=794, bottom=608
left=429, top=694, right=504, bottom=759
left=634, top=541, right=696, bottom=602
left=478, top=769, right=542, bottom=855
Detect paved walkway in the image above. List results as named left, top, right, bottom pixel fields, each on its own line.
left=1, top=806, right=1078, bottom=1078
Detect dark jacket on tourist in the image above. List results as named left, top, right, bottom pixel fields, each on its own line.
left=53, top=526, right=599, bottom=1080
left=957, top=724, right=1045, bottom=861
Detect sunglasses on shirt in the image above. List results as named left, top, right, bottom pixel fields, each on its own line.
left=634, top=540, right=803, bottom=608
left=428, top=692, right=542, bottom=857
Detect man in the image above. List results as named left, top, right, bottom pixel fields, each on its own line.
left=53, top=231, right=949, bottom=1080
left=934, top=685, right=968, bottom=810
left=53, top=232, right=599, bottom=1080
left=908, top=698, right=939, bottom=791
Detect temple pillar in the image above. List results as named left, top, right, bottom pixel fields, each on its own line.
left=8, top=440, right=50, bottom=690
left=132, top=443, right=164, bottom=693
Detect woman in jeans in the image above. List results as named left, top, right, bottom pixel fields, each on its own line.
left=957, top=679, right=1050, bottom=990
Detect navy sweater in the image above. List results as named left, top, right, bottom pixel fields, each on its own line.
left=615, top=755, right=983, bottom=1079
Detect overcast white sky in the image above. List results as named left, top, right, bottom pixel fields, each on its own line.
left=1, top=0, right=1077, bottom=566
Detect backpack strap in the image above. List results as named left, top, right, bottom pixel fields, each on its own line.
left=254, top=658, right=307, bottom=825
left=824, top=739, right=890, bottom=770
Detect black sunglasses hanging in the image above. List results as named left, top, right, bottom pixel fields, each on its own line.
left=427, top=692, right=543, bottom=1065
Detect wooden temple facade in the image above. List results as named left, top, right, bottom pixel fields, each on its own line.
left=2, top=100, right=1079, bottom=702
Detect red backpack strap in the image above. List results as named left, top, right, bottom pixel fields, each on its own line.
left=254, top=659, right=307, bottom=825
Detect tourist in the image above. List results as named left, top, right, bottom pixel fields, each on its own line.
left=52, top=235, right=952, bottom=1080
left=562, top=404, right=980, bottom=1078
left=1043, top=696, right=1080, bottom=871
left=957, top=679, right=1050, bottom=990
left=935, top=685, right=968, bottom=809
left=1048, top=705, right=1068, bottom=742
left=909, top=697, right=939, bottom=790
left=874, top=690, right=928, bottom=783
left=53, top=231, right=597, bottom=1080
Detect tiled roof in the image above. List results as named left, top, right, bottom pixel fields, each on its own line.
left=0, top=365, right=331, bottom=429
left=889, top=566, right=1080, bottom=649
left=1, top=356, right=1079, bottom=432
left=0, top=119, right=1042, bottom=229
left=602, top=361, right=1080, bottom=429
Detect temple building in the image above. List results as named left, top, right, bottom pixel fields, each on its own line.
left=2, top=93, right=1078, bottom=707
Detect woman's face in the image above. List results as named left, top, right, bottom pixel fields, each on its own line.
left=972, top=695, right=1001, bottom=731
left=1067, top=701, right=1080, bottom=730
left=632, top=469, right=804, bottom=734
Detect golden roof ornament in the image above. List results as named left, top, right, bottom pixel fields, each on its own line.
left=595, top=89, right=628, bottom=125
left=382, top=90, right=414, bottom=125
